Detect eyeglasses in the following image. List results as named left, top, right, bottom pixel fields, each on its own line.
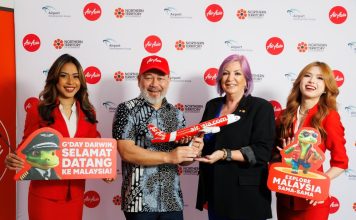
left=301, top=131, right=318, bottom=138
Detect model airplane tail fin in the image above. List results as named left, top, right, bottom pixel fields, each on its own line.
left=147, top=124, right=169, bottom=143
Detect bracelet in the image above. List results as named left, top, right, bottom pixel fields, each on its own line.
left=221, top=148, right=227, bottom=160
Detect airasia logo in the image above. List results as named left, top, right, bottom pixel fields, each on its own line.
left=329, top=6, right=347, bottom=24
left=144, top=35, right=162, bottom=53
left=204, top=68, right=218, bottom=86
left=84, top=66, right=101, bottom=84
left=266, top=37, right=284, bottom=55
left=84, top=191, right=100, bottom=208
left=83, top=3, right=102, bottom=21
left=333, top=70, right=344, bottom=87
left=0, top=119, right=11, bottom=181
left=24, top=97, right=39, bottom=112
left=205, top=4, right=224, bottom=22
left=269, top=100, right=282, bottom=120
left=23, top=34, right=41, bottom=52
left=329, top=196, right=340, bottom=214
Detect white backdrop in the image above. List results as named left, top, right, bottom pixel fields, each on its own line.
left=15, top=1, right=356, bottom=219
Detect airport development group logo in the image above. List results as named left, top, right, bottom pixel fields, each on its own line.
left=329, top=6, right=347, bottom=24
left=266, top=37, right=284, bottom=55
left=224, top=40, right=253, bottom=52
left=84, top=66, right=101, bottom=84
left=345, top=106, right=356, bottom=117
left=83, top=2, right=102, bottom=21
left=287, top=9, right=316, bottom=21
left=23, top=34, right=41, bottom=52
left=103, top=38, right=131, bottom=50
left=348, top=42, right=356, bottom=53
left=332, top=70, right=344, bottom=87
left=205, top=4, right=224, bottom=22
left=102, top=101, right=117, bottom=113
left=284, top=72, right=297, bottom=82
left=41, top=5, right=70, bottom=18
left=164, top=7, right=192, bottom=19
left=144, top=35, right=162, bottom=53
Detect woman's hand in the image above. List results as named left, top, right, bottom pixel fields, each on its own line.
left=306, top=199, right=324, bottom=206
left=5, top=152, right=25, bottom=171
left=277, top=137, right=294, bottom=151
left=103, top=178, right=115, bottom=183
left=194, top=150, right=224, bottom=164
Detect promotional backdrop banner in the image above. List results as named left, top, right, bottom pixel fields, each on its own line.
left=15, top=1, right=356, bottom=219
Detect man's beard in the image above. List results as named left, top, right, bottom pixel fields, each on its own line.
left=140, top=88, right=166, bottom=106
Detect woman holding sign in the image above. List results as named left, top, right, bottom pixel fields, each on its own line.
left=274, top=61, right=348, bottom=220
left=5, top=54, right=100, bottom=219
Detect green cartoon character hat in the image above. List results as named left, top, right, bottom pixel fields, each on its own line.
left=22, top=131, right=60, bottom=169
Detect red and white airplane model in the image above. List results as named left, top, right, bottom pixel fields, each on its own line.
left=148, top=114, right=240, bottom=143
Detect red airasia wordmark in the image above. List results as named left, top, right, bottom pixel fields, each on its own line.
left=23, top=34, right=41, bottom=52
left=332, top=70, right=344, bottom=87
left=205, top=4, right=224, bottom=22
left=84, top=191, right=100, bottom=208
left=83, top=3, right=102, bottom=21
left=144, top=35, right=162, bottom=53
left=266, top=37, right=284, bottom=55
left=329, top=6, right=347, bottom=24
left=204, top=68, right=218, bottom=86
left=84, top=66, right=101, bottom=84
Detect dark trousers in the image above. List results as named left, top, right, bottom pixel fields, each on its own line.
left=124, top=211, right=183, bottom=220
left=208, top=208, right=265, bottom=220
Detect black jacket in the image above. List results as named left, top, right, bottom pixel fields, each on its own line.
left=196, top=95, right=275, bottom=219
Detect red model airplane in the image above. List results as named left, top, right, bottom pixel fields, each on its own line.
left=148, top=114, right=240, bottom=143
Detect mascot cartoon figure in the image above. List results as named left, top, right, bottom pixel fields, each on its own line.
left=284, top=129, right=322, bottom=174
left=19, top=131, right=60, bottom=180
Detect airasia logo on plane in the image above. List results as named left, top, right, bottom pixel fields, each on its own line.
left=329, top=6, right=347, bottom=24
left=204, top=68, right=218, bottom=86
left=23, top=34, right=41, bottom=52
left=269, top=100, right=282, bottom=120
left=83, top=3, right=102, bottom=21
left=84, top=66, right=101, bottom=84
left=266, top=37, right=284, bottom=55
left=205, top=4, right=224, bottom=22
left=332, top=70, right=344, bottom=87
left=84, top=190, right=100, bottom=208
left=144, top=35, right=162, bottom=53
left=329, top=196, right=340, bottom=214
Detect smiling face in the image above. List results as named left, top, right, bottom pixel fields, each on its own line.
left=55, top=62, right=81, bottom=103
left=138, top=70, right=170, bottom=108
left=220, top=61, right=247, bottom=97
left=299, top=66, right=326, bottom=102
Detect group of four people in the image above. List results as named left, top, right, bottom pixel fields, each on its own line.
left=6, top=53, right=348, bottom=220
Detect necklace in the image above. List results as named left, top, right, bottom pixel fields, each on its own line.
left=299, top=108, right=309, bottom=116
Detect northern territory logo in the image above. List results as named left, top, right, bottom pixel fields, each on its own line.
left=164, top=7, right=192, bottom=19
left=114, top=7, right=144, bottom=18
left=53, top=39, right=83, bottom=49
left=236, top=8, right=266, bottom=20
left=175, top=40, right=205, bottom=50
left=297, top=42, right=327, bottom=53
left=42, top=5, right=70, bottom=17
left=103, top=38, right=130, bottom=50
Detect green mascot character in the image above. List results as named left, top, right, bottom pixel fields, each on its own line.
left=20, top=131, right=60, bottom=180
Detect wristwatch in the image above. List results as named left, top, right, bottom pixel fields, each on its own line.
left=226, top=149, right=232, bottom=161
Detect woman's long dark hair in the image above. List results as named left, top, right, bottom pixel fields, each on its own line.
left=38, top=54, right=97, bottom=124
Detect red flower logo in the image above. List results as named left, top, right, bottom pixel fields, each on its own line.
left=114, top=71, right=125, bottom=82
left=112, top=195, right=122, bottom=206
left=297, top=42, right=308, bottom=52
left=175, top=40, right=185, bottom=51
left=115, top=8, right=125, bottom=18
left=353, top=202, right=356, bottom=211
left=175, top=103, right=185, bottom=112
left=53, top=39, right=64, bottom=49
left=236, top=9, right=247, bottom=19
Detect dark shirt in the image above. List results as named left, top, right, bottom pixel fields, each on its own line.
left=112, top=96, right=186, bottom=212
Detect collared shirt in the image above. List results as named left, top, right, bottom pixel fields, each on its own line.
left=112, top=96, right=186, bottom=212
left=59, top=103, right=77, bottom=138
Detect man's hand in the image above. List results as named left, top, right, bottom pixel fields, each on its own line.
left=5, top=152, right=25, bottom=171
